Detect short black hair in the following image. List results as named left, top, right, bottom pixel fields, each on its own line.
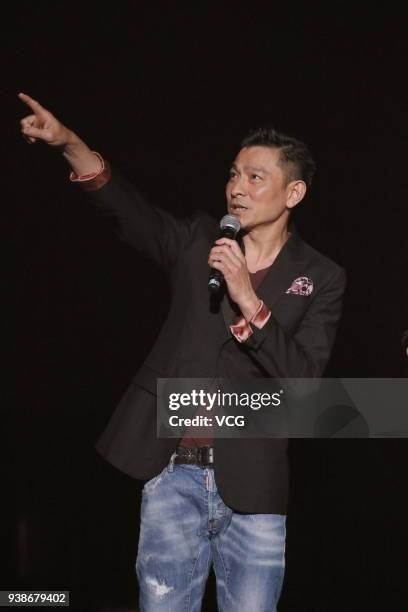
left=240, top=127, right=316, bottom=187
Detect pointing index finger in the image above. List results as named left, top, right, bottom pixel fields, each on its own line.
left=18, top=92, right=47, bottom=115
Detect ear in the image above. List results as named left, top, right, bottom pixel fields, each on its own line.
left=286, top=180, right=307, bottom=210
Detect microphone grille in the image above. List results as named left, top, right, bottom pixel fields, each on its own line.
left=220, top=214, right=240, bottom=233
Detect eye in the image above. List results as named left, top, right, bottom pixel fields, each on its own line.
left=229, top=170, right=238, bottom=179
left=251, top=174, right=262, bottom=181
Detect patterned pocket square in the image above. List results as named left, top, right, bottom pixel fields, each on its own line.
left=286, top=276, right=314, bottom=296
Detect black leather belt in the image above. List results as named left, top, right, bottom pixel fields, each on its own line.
left=175, top=445, right=215, bottom=467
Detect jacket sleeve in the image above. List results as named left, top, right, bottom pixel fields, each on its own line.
left=243, top=267, right=347, bottom=378
left=81, top=163, right=194, bottom=272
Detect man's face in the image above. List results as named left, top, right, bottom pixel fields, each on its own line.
left=225, top=146, right=295, bottom=231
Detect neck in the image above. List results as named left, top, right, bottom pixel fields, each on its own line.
left=243, top=220, right=291, bottom=272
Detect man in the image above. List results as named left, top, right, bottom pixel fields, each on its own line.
left=19, top=92, right=346, bottom=611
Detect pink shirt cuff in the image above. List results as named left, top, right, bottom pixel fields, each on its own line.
left=69, top=151, right=111, bottom=191
left=230, top=300, right=271, bottom=343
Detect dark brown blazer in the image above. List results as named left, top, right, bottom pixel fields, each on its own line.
left=88, top=165, right=346, bottom=513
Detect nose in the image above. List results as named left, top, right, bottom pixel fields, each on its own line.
left=230, top=176, right=246, bottom=198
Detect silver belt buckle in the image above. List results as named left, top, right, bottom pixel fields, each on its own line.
left=198, top=446, right=214, bottom=466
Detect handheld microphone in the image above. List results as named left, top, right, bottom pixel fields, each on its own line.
left=208, top=214, right=241, bottom=292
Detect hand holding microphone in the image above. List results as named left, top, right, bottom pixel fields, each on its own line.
left=207, top=216, right=260, bottom=320
left=208, top=215, right=241, bottom=292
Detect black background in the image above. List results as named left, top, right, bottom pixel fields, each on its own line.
left=5, top=1, right=408, bottom=610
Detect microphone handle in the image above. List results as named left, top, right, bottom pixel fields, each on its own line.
left=208, top=226, right=239, bottom=292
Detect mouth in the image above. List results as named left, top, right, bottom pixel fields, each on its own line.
left=230, top=203, right=248, bottom=212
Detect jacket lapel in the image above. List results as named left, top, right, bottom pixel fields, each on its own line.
left=256, top=230, right=306, bottom=309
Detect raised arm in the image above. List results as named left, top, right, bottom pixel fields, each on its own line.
left=18, top=92, right=101, bottom=176
left=18, top=92, right=194, bottom=269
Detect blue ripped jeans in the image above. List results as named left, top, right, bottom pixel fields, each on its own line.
left=136, top=454, right=286, bottom=611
